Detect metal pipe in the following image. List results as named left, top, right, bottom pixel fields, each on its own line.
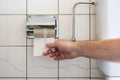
left=72, top=2, right=95, bottom=41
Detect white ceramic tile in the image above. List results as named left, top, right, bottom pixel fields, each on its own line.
left=27, top=47, right=58, bottom=77
left=91, top=79, right=105, bottom=80
left=60, top=78, right=89, bottom=80
left=0, top=15, right=26, bottom=46
left=75, top=15, right=90, bottom=41
left=27, top=0, right=58, bottom=14
left=59, top=0, right=95, bottom=14
left=27, top=39, right=34, bottom=46
left=28, top=78, right=57, bottom=80
left=91, top=59, right=105, bottom=77
left=91, top=15, right=96, bottom=40
left=59, top=15, right=89, bottom=41
left=0, top=47, right=26, bottom=77
left=0, top=78, right=26, bottom=80
left=59, top=57, right=89, bottom=77
left=106, top=77, right=120, bottom=80
left=90, top=0, right=96, bottom=2
left=0, top=0, right=26, bottom=14
left=59, top=15, right=72, bottom=39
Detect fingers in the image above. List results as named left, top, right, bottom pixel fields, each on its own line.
left=43, top=49, right=54, bottom=56
left=43, top=48, right=64, bottom=61
left=53, top=54, right=64, bottom=61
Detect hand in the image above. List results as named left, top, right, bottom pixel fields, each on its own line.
left=43, top=39, right=79, bottom=61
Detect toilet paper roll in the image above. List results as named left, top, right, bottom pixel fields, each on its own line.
left=34, top=28, right=55, bottom=38
left=34, top=28, right=55, bottom=56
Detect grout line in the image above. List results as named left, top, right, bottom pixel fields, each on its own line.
left=0, top=77, right=105, bottom=78
left=58, top=61, right=59, bottom=80
left=0, top=77, right=26, bottom=78
left=26, top=0, right=28, bottom=80
left=0, top=14, right=26, bottom=15
left=0, top=14, right=96, bottom=16
left=58, top=1, right=60, bottom=80
left=58, top=0, right=59, bottom=15
left=0, top=46, right=26, bottom=47
left=59, top=14, right=96, bottom=15
left=26, top=14, right=58, bottom=16
left=89, top=0, right=92, bottom=80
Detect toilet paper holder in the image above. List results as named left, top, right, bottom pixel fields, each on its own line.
left=26, top=15, right=59, bottom=39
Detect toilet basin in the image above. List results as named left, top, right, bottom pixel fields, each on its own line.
left=98, top=60, right=120, bottom=77
left=96, top=0, right=120, bottom=79
left=106, top=77, right=120, bottom=80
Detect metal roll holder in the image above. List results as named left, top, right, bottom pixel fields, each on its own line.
left=26, top=15, right=59, bottom=39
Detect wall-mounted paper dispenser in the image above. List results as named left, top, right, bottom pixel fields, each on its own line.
left=26, top=15, right=59, bottom=39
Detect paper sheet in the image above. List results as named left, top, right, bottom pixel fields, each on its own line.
left=34, top=37, right=54, bottom=56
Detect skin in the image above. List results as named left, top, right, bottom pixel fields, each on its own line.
left=43, top=39, right=120, bottom=62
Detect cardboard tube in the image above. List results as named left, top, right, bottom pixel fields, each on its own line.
left=34, top=28, right=55, bottom=38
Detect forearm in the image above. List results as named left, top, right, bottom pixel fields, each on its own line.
left=74, top=39, right=120, bottom=62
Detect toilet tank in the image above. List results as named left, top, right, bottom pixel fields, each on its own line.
left=96, top=0, right=120, bottom=76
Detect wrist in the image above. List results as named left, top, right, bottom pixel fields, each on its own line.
left=73, top=42, right=88, bottom=58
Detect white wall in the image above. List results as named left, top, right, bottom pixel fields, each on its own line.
left=0, top=0, right=104, bottom=80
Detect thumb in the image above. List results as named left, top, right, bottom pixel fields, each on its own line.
left=46, top=42, right=56, bottom=48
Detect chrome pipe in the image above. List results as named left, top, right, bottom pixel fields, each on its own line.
left=72, top=2, right=95, bottom=42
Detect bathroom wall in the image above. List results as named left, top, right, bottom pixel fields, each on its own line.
left=0, top=0, right=105, bottom=80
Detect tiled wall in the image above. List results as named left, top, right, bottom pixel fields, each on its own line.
left=0, top=0, right=105, bottom=80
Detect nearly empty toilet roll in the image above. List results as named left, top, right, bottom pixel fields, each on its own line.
left=34, top=28, right=55, bottom=38
left=34, top=28, right=54, bottom=56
